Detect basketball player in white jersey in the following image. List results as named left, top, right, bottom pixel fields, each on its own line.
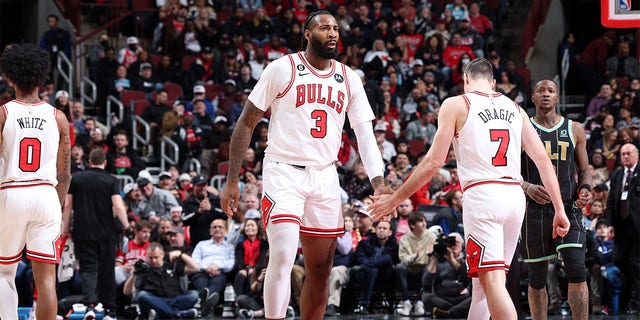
left=220, top=11, right=389, bottom=320
left=0, top=43, right=71, bottom=320
left=369, top=58, right=570, bottom=320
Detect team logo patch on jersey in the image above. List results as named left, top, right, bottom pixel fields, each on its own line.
left=334, top=74, right=344, bottom=83
left=261, top=193, right=275, bottom=228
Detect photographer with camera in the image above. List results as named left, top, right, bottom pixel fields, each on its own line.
left=123, top=242, right=202, bottom=319
left=422, top=232, right=471, bottom=318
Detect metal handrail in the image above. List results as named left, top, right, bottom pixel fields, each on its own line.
left=189, top=158, right=202, bottom=174
left=160, top=136, right=179, bottom=172
left=56, top=52, right=74, bottom=98
left=115, top=174, right=134, bottom=190
left=105, top=95, right=124, bottom=131
left=132, top=115, right=151, bottom=153
left=80, top=76, right=97, bottom=110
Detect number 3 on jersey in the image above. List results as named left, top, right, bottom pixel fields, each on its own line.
left=490, top=129, right=509, bottom=166
left=19, top=138, right=42, bottom=172
left=310, top=110, right=327, bottom=138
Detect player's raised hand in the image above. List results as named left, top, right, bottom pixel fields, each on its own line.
left=220, top=182, right=240, bottom=218
left=552, top=211, right=570, bottom=238
left=369, top=194, right=399, bottom=221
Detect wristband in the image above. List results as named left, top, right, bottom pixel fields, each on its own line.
left=579, top=184, right=591, bottom=192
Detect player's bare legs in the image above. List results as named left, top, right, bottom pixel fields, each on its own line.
left=300, top=235, right=336, bottom=320
left=264, top=222, right=299, bottom=320
left=0, top=263, right=19, bottom=320
left=32, top=261, right=58, bottom=320
left=478, top=269, right=516, bottom=320
left=468, top=278, right=489, bottom=320
left=528, top=286, right=548, bottom=320
left=567, top=282, right=589, bottom=320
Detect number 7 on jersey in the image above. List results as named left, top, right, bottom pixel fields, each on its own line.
left=490, top=129, right=509, bottom=166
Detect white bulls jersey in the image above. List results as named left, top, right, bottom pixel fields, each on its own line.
left=0, top=100, right=60, bottom=187
left=249, top=52, right=374, bottom=166
left=453, top=91, right=523, bottom=189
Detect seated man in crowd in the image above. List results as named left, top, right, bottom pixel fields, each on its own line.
left=353, top=220, right=399, bottom=315
left=123, top=242, right=201, bottom=319
left=191, top=219, right=236, bottom=316
left=137, top=177, right=180, bottom=223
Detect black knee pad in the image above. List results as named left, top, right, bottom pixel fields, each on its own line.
left=559, top=247, right=586, bottom=283
left=527, top=261, right=548, bottom=290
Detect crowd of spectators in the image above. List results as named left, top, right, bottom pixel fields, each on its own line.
left=4, top=0, right=640, bottom=318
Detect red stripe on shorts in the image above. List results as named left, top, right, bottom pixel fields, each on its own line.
left=0, top=251, right=24, bottom=265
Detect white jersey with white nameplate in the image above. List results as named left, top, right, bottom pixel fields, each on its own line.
left=248, top=52, right=375, bottom=167
left=1, top=100, right=60, bottom=186
left=453, top=91, right=523, bottom=189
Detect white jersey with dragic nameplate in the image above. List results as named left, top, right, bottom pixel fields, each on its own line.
left=453, top=91, right=523, bottom=189
left=248, top=52, right=375, bottom=167
left=1, top=100, right=59, bottom=186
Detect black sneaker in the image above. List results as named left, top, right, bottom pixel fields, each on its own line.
left=201, top=291, right=219, bottom=316
left=103, top=309, right=117, bottom=320
left=353, top=304, right=369, bottom=315
left=325, top=304, right=338, bottom=316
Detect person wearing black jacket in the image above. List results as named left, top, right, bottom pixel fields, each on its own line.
left=182, top=175, right=224, bottom=247
left=606, top=143, right=640, bottom=314
left=353, top=220, right=399, bottom=315
left=106, top=131, right=145, bottom=179
left=423, top=232, right=471, bottom=318
left=123, top=242, right=201, bottom=319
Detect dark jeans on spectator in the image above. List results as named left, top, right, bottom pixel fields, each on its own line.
left=74, top=239, right=117, bottom=310
left=355, top=265, right=394, bottom=305
left=236, top=294, right=263, bottom=311
left=394, top=263, right=424, bottom=301
left=137, top=290, right=199, bottom=318
left=423, top=293, right=471, bottom=317
left=191, top=271, right=227, bottom=297
left=234, top=271, right=250, bottom=296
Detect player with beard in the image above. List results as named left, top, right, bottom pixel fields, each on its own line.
left=220, top=10, right=390, bottom=320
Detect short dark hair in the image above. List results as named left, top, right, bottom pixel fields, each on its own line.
left=301, top=10, right=334, bottom=48
left=0, top=43, right=50, bottom=94
left=89, top=149, right=106, bottom=165
left=463, top=58, right=494, bottom=82
left=47, top=14, right=59, bottom=21
left=408, top=212, right=426, bottom=227
left=136, top=219, right=152, bottom=232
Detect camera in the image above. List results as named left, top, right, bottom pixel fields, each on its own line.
left=430, top=235, right=457, bottom=259
left=134, top=260, right=150, bottom=274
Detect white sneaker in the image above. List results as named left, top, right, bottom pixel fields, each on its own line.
left=413, top=300, right=425, bottom=316
left=397, top=299, right=412, bottom=316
